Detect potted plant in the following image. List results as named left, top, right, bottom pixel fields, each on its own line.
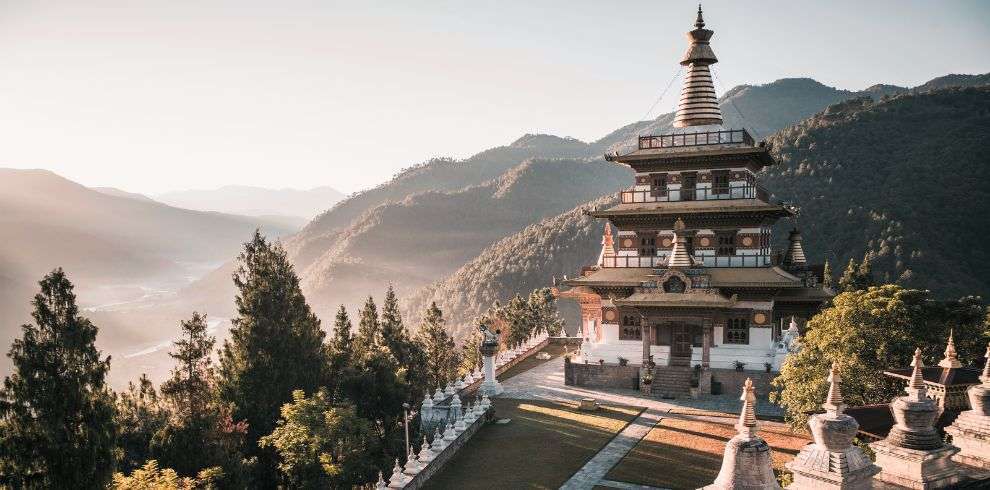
left=689, top=364, right=701, bottom=398
left=733, top=360, right=746, bottom=372
left=617, top=357, right=629, bottom=367
left=764, top=362, right=773, bottom=373
left=641, top=369, right=654, bottom=385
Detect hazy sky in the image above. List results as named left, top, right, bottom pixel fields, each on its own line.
left=1, top=1, right=987, bottom=195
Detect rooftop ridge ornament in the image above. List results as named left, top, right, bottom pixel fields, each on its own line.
left=674, top=4, right=723, bottom=128
left=823, top=362, right=845, bottom=416
left=938, top=329, right=963, bottom=369
left=667, top=218, right=695, bottom=268
left=906, top=347, right=927, bottom=400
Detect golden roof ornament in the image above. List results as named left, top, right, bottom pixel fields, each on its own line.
left=906, top=348, right=928, bottom=401
left=737, top=378, right=758, bottom=437
left=938, top=329, right=963, bottom=369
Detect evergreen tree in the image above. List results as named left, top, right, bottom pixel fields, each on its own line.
left=160, top=313, right=215, bottom=423
left=416, top=303, right=460, bottom=390
left=216, top=232, right=327, bottom=486
left=0, top=269, right=117, bottom=488
left=329, top=305, right=354, bottom=363
left=354, top=296, right=380, bottom=354
left=379, top=285, right=429, bottom=400
left=527, top=288, right=565, bottom=336
left=380, top=285, right=405, bottom=353
left=116, top=374, right=170, bottom=474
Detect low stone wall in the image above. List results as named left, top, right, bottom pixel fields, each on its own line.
left=399, top=406, right=492, bottom=489
left=709, top=369, right=776, bottom=397
left=564, top=362, right=778, bottom=397
left=564, top=360, right=640, bottom=390
left=548, top=336, right=583, bottom=349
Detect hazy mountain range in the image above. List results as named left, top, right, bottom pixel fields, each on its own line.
left=156, top=185, right=345, bottom=222
left=2, top=72, right=987, bottom=386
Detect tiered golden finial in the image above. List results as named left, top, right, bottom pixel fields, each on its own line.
left=822, top=362, right=845, bottom=416
left=673, top=4, right=722, bottom=128
left=737, top=378, right=758, bottom=437
left=938, top=329, right=963, bottom=368
left=667, top=218, right=695, bottom=268
left=906, top=348, right=928, bottom=401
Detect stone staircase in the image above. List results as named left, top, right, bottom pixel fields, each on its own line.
left=649, top=366, right=694, bottom=399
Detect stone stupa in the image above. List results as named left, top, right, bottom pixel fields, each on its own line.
left=871, top=348, right=963, bottom=489
left=702, top=378, right=781, bottom=490
left=786, top=362, right=879, bottom=489
left=945, top=341, right=990, bottom=470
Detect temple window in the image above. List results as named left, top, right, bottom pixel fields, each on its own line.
left=639, top=236, right=656, bottom=256
left=620, top=325, right=642, bottom=341
left=650, top=173, right=667, bottom=197
left=716, top=231, right=737, bottom=256
left=725, top=318, right=749, bottom=344
left=712, top=170, right=730, bottom=194
left=681, top=172, right=697, bottom=201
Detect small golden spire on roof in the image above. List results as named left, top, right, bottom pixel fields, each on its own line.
left=667, top=219, right=694, bottom=268
left=737, top=378, right=758, bottom=437
left=823, top=362, right=845, bottom=416
left=695, top=4, right=705, bottom=29
left=938, top=329, right=963, bottom=369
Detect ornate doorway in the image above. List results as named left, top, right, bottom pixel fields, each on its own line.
left=671, top=323, right=693, bottom=366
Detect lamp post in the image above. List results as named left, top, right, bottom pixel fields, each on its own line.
left=402, top=402, right=411, bottom=459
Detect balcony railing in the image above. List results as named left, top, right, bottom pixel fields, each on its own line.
left=638, top=129, right=754, bottom=151
left=600, top=256, right=664, bottom=268
left=619, top=184, right=770, bottom=204
left=600, top=253, right=776, bottom=268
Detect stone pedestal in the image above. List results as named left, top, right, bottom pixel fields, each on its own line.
left=871, top=443, right=961, bottom=489
left=479, top=343, right=502, bottom=396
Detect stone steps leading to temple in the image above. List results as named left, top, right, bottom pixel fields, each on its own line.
left=649, top=366, right=694, bottom=399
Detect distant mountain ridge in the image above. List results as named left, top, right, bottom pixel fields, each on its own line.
left=156, top=184, right=345, bottom=222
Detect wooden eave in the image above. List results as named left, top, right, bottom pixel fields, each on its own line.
left=612, top=146, right=775, bottom=172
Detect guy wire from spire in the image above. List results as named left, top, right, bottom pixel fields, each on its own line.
left=638, top=66, right=683, bottom=125
left=710, top=65, right=750, bottom=132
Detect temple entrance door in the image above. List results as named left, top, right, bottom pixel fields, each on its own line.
left=670, top=323, right=693, bottom=366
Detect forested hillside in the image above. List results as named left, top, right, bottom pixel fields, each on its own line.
left=764, top=86, right=990, bottom=299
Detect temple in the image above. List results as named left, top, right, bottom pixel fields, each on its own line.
left=558, top=7, right=831, bottom=392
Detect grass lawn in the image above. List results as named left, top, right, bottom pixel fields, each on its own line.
left=496, top=342, right=572, bottom=382
left=605, top=416, right=809, bottom=489
left=423, top=399, right=642, bottom=489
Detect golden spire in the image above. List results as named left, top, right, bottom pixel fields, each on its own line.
left=737, top=378, right=757, bottom=437
left=906, top=348, right=928, bottom=401
left=667, top=218, right=695, bottom=268
left=938, top=329, right=963, bottom=368
left=673, top=4, right=722, bottom=128
left=599, top=223, right=616, bottom=263
left=822, top=362, right=845, bottom=416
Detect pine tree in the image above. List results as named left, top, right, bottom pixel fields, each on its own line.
left=330, top=305, right=354, bottom=360
left=527, top=288, right=565, bottom=336
left=838, top=258, right=860, bottom=292
left=0, top=269, right=117, bottom=488
left=380, top=285, right=406, bottom=356
left=216, top=231, right=327, bottom=486
left=416, top=302, right=459, bottom=391
left=354, top=296, right=380, bottom=354
left=160, top=312, right=215, bottom=423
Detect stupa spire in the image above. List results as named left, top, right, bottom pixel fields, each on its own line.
left=737, top=378, right=758, bottom=437
left=938, top=329, right=963, bottom=368
left=667, top=218, right=695, bottom=268
left=906, top=347, right=927, bottom=401
left=983, top=341, right=990, bottom=383
left=674, top=5, right=722, bottom=128
left=823, top=362, right=845, bottom=416
left=597, top=223, right=616, bottom=266
left=783, top=228, right=807, bottom=270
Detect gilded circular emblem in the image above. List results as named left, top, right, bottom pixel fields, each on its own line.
left=604, top=310, right=616, bottom=321
left=661, top=238, right=672, bottom=247
left=754, top=312, right=767, bottom=324
left=699, top=237, right=710, bottom=247
left=622, top=238, right=633, bottom=248
left=742, top=236, right=754, bottom=247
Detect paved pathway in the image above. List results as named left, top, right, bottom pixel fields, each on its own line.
left=559, top=407, right=665, bottom=490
